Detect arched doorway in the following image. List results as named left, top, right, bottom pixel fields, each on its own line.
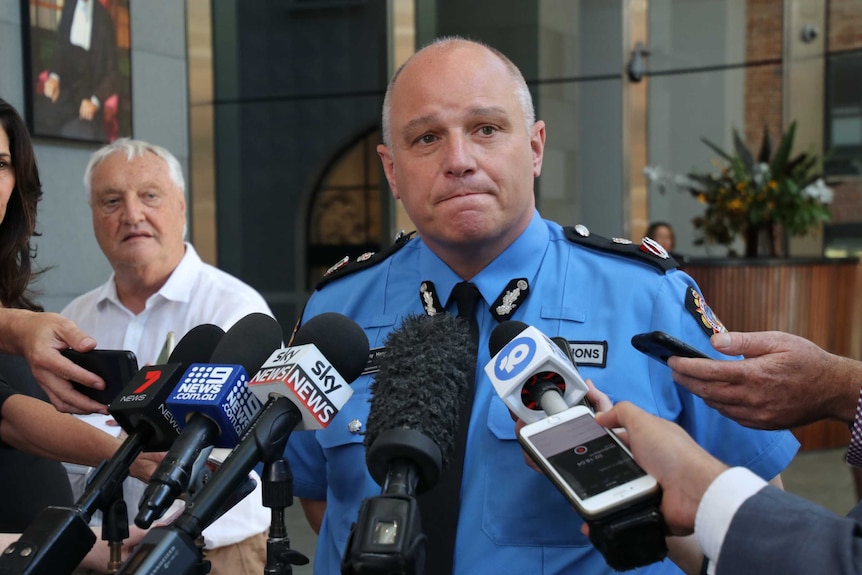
left=305, top=126, right=386, bottom=288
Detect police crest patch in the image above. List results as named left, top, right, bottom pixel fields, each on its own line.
left=685, top=287, right=727, bottom=336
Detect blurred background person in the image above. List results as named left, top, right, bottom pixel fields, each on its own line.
left=645, top=221, right=686, bottom=262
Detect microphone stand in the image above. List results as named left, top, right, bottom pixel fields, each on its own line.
left=100, top=482, right=129, bottom=574
left=0, top=430, right=149, bottom=575
left=262, top=459, right=309, bottom=574
left=116, top=396, right=304, bottom=575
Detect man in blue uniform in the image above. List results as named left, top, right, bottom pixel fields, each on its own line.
left=284, top=37, right=799, bottom=574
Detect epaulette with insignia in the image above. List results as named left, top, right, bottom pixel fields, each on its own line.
left=564, top=225, right=679, bottom=273
left=314, top=230, right=417, bottom=291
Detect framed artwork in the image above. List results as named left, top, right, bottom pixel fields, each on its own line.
left=21, top=0, right=132, bottom=143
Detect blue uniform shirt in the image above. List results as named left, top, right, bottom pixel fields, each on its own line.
left=286, top=212, right=799, bottom=575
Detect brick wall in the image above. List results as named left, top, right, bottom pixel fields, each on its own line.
left=744, top=0, right=783, bottom=150
left=829, top=0, right=862, bottom=51
left=828, top=178, right=862, bottom=223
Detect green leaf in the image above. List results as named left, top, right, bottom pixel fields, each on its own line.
left=701, top=137, right=734, bottom=163
left=733, top=129, right=755, bottom=173
left=770, top=121, right=797, bottom=175
left=757, top=124, right=772, bottom=163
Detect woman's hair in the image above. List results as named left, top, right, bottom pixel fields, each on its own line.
left=0, top=99, right=44, bottom=311
left=645, top=221, right=674, bottom=245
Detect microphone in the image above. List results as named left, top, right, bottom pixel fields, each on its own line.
left=135, top=313, right=283, bottom=528
left=116, top=312, right=369, bottom=574
left=485, top=321, right=589, bottom=421
left=0, top=324, right=224, bottom=575
left=342, top=313, right=475, bottom=575
left=247, top=312, right=368, bottom=429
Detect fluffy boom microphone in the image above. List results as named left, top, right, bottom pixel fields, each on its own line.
left=342, top=313, right=475, bottom=575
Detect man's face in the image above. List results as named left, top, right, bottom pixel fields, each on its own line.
left=89, top=151, right=186, bottom=275
left=378, top=42, right=545, bottom=261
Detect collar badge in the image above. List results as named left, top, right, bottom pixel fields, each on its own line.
left=640, top=236, right=669, bottom=259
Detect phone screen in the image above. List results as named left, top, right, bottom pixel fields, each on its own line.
left=525, top=413, right=647, bottom=499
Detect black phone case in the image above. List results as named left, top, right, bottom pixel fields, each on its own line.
left=61, top=349, right=138, bottom=404
left=630, top=331, right=709, bottom=364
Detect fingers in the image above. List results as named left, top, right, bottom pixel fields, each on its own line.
left=594, top=401, right=638, bottom=430
left=584, top=379, right=613, bottom=412
left=36, top=371, right=108, bottom=414
left=709, top=331, right=789, bottom=358
left=59, top=322, right=98, bottom=352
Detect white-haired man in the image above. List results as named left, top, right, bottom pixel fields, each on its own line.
left=62, top=138, right=274, bottom=575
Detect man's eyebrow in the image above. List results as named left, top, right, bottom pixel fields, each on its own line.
left=401, top=107, right=511, bottom=136
left=403, top=114, right=440, bottom=136
left=465, top=106, right=509, bottom=121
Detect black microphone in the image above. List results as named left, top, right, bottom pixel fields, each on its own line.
left=115, top=312, right=369, bottom=575
left=136, top=313, right=283, bottom=528
left=0, top=324, right=224, bottom=575
left=342, top=313, right=475, bottom=575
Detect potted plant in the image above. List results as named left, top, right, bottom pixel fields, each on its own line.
left=644, top=122, right=833, bottom=257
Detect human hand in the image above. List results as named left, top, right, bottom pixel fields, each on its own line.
left=583, top=378, right=612, bottom=413
left=43, top=76, right=60, bottom=102
left=130, top=451, right=165, bottom=483
left=594, top=402, right=728, bottom=536
left=79, top=99, right=98, bottom=121
left=669, top=331, right=862, bottom=429
left=9, top=310, right=107, bottom=414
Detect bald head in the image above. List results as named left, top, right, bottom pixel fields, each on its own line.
left=381, top=37, right=535, bottom=148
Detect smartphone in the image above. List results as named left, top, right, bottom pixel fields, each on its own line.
left=61, top=348, right=138, bottom=404
left=630, top=331, right=710, bottom=365
left=518, top=405, right=659, bottom=519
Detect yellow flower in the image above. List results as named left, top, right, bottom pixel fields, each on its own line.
left=727, top=198, right=744, bottom=211
left=768, top=180, right=778, bottom=190
left=698, top=193, right=707, bottom=204
left=735, top=182, right=746, bottom=192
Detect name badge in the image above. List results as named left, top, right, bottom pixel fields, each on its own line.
left=361, top=347, right=386, bottom=376
left=567, top=341, right=607, bottom=368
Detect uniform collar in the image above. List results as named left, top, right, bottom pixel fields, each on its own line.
left=418, top=211, right=548, bottom=310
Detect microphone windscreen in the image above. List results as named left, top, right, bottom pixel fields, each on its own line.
left=209, top=313, right=284, bottom=375
left=293, top=312, right=369, bottom=383
left=364, top=313, right=474, bottom=470
left=169, top=324, right=225, bottom=365
left=489, top=320, right=529, bottom=357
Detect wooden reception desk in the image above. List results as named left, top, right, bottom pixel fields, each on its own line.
left=682, top=257, right=862, bottom=451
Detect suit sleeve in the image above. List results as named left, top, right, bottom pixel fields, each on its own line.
left=718, top=486, right=862, bottom=575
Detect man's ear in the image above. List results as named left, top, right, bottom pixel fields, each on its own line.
left=530, top=120, right=546, bottom=178
left=377, top=144, right=399, bottom=199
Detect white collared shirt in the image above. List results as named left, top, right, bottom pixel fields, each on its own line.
left=69, top=0, right=94, bottom=51
left=695, top=466, right=768, bottom=574
left=62, top=243, right=277, bottom=548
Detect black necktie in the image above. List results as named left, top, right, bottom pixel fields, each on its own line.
left=418, top=281, right=480, bottom=574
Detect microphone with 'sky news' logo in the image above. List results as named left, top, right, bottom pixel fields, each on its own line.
left=248, top=342, right=353, bottom=430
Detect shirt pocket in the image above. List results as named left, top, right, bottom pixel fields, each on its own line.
left=481, top=397, right=591, bottom=548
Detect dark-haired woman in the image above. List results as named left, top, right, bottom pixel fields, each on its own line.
left=0, top=100, right=157, bottom=536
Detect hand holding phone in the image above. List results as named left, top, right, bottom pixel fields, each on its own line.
left=517, top=405, right=660, bottom=519
left=60, top=349, right=138, bottom=405
left=631, top=331, right=709, bottom=365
